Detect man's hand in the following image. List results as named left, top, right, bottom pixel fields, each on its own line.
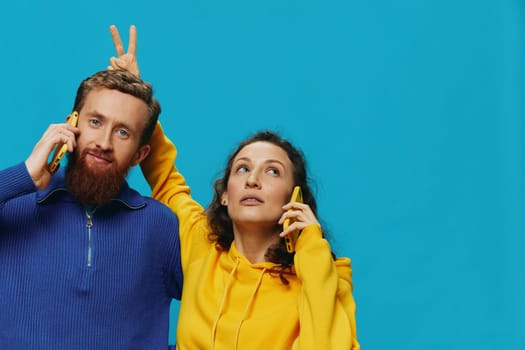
left=25, top=121, right=78, bottom=190
left=108, top=25, right=140, bottom=77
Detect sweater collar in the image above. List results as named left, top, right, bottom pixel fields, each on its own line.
left=36, top=167, right=146, bottom=210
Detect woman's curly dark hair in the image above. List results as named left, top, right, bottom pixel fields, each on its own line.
left=207, top=130, right=334, bottom=284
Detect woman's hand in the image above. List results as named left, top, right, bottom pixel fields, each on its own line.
left=279, top=201, right=320, bottom=238
left=108, top=25, right=140, bottom=77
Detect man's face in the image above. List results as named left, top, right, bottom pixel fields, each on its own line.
left=76, top=88, right=150, bottom=171
left=66, top=88, right=151, bottom=205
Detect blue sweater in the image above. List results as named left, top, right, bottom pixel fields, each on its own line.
left=0, top=163, right=183, bottom=349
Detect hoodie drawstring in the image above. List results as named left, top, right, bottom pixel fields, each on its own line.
left=210, top=257, right=240, bottom=350
left=234, top=267, right=266, bottom=349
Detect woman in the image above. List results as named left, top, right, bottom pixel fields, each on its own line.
left=109, top=25, right=359, bottom=349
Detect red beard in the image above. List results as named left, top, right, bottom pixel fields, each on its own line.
left=65, top=148, right=131, bottom=206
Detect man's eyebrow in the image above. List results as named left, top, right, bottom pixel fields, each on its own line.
left=115, top=120, right=135, bottom=133
left=87, top=110, right=106, bottom=120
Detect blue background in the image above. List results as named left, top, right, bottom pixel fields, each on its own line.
left=0, top=0, right=523, bottom=348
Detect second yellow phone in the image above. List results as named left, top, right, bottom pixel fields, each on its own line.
left=283, top=186, right=303, bottom=253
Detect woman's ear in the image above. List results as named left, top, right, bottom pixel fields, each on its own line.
left=220, top=192, right=228, bottom=206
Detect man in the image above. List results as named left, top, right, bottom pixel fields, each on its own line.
left=0, top=69, right=183, bottom=349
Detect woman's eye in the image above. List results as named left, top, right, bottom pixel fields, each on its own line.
left=236, top=166, right=249, bottom=173
left=90, top=119, right=100, bottom=126
left=267, top=168, right=280, bottom=176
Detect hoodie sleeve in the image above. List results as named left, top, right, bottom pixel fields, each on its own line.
left=140, top=123, right=210, bottom=268
left=292, top=225, right=360, bottom=350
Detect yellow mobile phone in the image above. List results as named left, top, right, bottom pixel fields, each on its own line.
left=284, top=186, right=303, bottom=253
left=47, top=111, right=79, bottom=174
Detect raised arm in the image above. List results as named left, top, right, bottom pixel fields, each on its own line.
left=25, top=119, right=79, bottom=190
left=106, top=24, right=207, bottom=215
left=293, top=225, right=360, bottom=349
left=0, top=119, right=78, bottom=209
left=141, top=123, right=211, bottom=266
left=107, top=26, right=210, bottom=264
left=279, top=201, right=360, bottom=349
left=140, top=123, right=197, bottom=212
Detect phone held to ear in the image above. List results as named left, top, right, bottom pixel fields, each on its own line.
left=284, top=186, right=303, bottom=253
left=47, top=111, right=79, bottom=174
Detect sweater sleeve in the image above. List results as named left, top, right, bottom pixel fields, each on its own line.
left=0, top=163, right=37, bottom=207
left=140, top=123, right=210, bottom=268
left=292, top=225, right=360, bottom=350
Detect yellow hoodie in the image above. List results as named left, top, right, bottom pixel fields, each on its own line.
left=141, top=124, right=360, bottom=350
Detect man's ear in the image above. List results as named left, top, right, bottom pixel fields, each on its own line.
left=131, top=144, right=151, bottom=166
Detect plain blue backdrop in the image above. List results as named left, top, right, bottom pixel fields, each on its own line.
left=0, top=0, right=523, bottom=348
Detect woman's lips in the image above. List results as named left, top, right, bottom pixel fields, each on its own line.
left=240, top=196, right=263, bottom=205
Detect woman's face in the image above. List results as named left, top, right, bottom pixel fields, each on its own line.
left=221, top=141, right=295, bottom=229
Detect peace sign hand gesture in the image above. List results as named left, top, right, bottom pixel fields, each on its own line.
left=108, top=25, right=140, bottom=77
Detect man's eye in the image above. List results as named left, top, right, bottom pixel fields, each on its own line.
left=90, top=119, right=100, bottom=126
left=118, top=129, right=129, bottom=137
